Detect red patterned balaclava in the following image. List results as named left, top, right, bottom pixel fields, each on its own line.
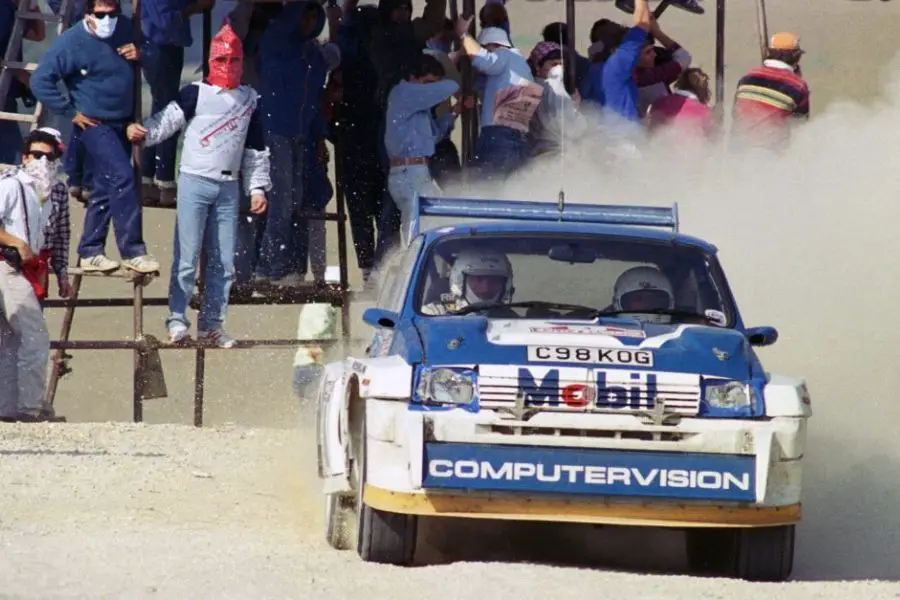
left=208, top=23, right=243, bottom=89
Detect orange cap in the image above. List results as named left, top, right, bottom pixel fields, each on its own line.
left=770, top=32, right=801, bottom=51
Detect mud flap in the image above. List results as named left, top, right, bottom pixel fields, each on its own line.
left=136, top=334, right=168, bottom=400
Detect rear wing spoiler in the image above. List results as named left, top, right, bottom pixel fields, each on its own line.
left=409, top=195, right=679, bottom=238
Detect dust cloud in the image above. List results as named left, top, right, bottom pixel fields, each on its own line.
left=436, top=58, right=900, bottom=581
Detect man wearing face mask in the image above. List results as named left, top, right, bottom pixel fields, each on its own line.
left=527, top=41, right=587, bottom=158
left=0, top=130, right=70, bottom=423
left=31, top=0, right=159, bottom=276
left=126, top=23, right=272, bottom=349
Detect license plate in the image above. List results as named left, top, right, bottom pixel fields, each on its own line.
left=527, top=345, right=654, bottom=367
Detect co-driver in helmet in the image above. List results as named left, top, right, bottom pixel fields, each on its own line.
left=611, top=265, right=675, bottom=324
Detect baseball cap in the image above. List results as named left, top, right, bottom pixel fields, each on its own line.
left=477, top=27, right=512, bottom=48
left=770, top=32, right=802, bottom=51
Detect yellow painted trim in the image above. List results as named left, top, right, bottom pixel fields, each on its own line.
left=363, top=485, right=801, bottom=528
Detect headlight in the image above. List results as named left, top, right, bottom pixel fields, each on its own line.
left=705, top=381, right=750, bottom=409
left=417, top=368, right=475, bottom=406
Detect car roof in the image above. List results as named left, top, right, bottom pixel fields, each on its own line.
left=420, top=221, right=718, bottom=253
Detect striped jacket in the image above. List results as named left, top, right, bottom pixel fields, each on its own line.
left=732, top=59, right=810, bottom=145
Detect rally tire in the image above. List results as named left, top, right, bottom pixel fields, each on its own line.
left=734, top=525, right=795, bottom=582
left=325, top=493, right=355, bottom=550
left=354, top=417, right=418, bottom=565
left=685, top=528, right=737, bottom=576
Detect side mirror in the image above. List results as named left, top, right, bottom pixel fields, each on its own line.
left=363, top=308, right=399, bottom=329
left=746, top=326, right=778, bottom=347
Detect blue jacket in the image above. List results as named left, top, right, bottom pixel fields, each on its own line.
left=140, top=0, right=194, bottom=47
left=599, top=26, right=646, bottom=123
left=384, top=79, right=458, bottom=160
left=258, top=1, right=329, bottom=139
left=31, top=19, right=135, bottom=120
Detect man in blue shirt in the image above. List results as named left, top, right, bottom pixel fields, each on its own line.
left=31, top=0, right=159, bottom=275
left=384, top=52, right=459, bottom=245
left=139, top=0, right=213, bottom=207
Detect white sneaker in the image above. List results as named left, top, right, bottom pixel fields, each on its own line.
left=122, top=255, right=160, bottom=274
left=167, top=323, right=190, bottom=344
left=79, top=254, right=120, bottom=273
left=198, top=328, right=236, bottom=349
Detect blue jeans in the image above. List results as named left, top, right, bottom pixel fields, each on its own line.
left=387, top=164, right=441, bottom=246
left=64, top=126, right=94, bottom=191
left=234, top=188, right=265, bottom=284
left=167, top=172, right=239, bottom=332
left=257, top=134, right=309, bottom=278
left=471, top=125, right=531, bottom=181
left=140, top=41, right=184, bottom=185
left=77, top=122, right=146, bottom=259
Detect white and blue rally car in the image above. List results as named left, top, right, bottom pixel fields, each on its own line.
left=315, top=196, right=812, bottom=581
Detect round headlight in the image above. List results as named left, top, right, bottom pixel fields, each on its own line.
left=429, top=369, right=475, bottom=405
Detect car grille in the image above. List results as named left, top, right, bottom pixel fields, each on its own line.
left=477, top=364, right=702, bottom=416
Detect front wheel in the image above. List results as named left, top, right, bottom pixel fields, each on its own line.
left=354, top=417, right=418, bottom=565
left=685, top=524, right=795, bottom=582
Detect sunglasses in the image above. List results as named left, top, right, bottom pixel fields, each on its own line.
left=91, top=8, right=120, bottom=18
left=28, top=150, right=58, bottom=160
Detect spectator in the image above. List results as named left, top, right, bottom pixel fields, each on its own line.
left=579, top=19, right=627, bottom=108
left=424, top=46, right=463, bottom=186
left=0, top=129, right=69, bottom=423
left=329, top=1, right=385, bottom=286
left=367, top=0, right=446, bottom=264
left=384, top=53, right=460, bottom=244
left=647, top=66, right=715, bottom=141
left=527, top=41, right=586, bottom=158
left=255, top=1, right=340, bottom=287
left=0, top=0, right=46, bottom=166
left=732, top=32, right=810, bottom=149
left=227, top=0, right=282, bottom=286
left=594, top=0, right=653, bottom=126
left=126, top=23, right=271, bottom=348
left=31, top=0, right=159, bottom=275
left=634, top=21, right=692, bottom=117
left=425, top=15, right=453, bottom=52
left=139, top=0, right=214, bottom=207
left=456, top=16, right=540, bottom=180
left=541, top=21, right=590, bottom=94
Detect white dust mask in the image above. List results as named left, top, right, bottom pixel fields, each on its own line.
left=547, top=64, right=564, bottom=80
left=92, top=15, right=118, bottom=39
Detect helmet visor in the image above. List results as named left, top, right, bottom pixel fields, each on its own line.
left=620, top=289, right=670, bottom=312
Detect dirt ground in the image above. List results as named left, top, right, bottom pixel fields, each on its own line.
left=4, top=0, right=900, bottom=596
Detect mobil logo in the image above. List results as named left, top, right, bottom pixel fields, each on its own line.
left=517, top=367, right=657, bottom=410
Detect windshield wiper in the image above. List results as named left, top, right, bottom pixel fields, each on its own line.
left=593, top=308, right=724, bottom=325
left=449, top=300, right=602, bottom=317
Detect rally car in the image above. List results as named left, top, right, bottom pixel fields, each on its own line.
left=315, top=196, right=812, bottom=582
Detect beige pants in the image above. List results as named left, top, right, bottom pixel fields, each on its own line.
left=0, top=261, right=49, bottom=417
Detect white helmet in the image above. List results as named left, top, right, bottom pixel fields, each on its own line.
left=449, top=249, right=514, bottom=305
left=613, top=266, right=674, bottom=324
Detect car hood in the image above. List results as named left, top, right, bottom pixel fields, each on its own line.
left=413, top=316, right=754, bottom=380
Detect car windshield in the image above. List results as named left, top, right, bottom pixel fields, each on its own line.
left=414, top=233, right=734, bottom=325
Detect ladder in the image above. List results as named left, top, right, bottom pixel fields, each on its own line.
left=0, top=0, right=73, bottom=148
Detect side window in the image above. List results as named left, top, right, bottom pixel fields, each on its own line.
left=378, top=236, right=424, bottom=313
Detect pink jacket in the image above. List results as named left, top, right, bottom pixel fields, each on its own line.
left=648, top=90, right=716, bottom=140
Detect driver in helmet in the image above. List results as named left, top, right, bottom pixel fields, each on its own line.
left=612, top=265, right=675, bottom=324
left=421, top=249, right=515, bottom=315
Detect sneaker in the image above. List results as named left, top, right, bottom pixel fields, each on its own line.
left=168, top=323, right=190, bottom=344
left=198, top=328, right=237, bottom=349
left=79, top=254, right=120, bottom=273
left=142, top=181, right=160, bottom=207
left=69, top=186, right=85, bottom=205
left=669, top=0, right=704, bottom=14
left=122, top=255, right=160, bottom=274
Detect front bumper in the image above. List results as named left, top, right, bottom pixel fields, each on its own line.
left=362, top=400, right=807, bottom=528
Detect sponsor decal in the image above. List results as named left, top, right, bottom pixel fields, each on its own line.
left=423, top=443, right=755, bottom=502
left=529, top=324, right=646, bottom=338
left=528, top=345, right=653, bottom=367
left=351, top=360, right=367, bottom=374
left=518, top=367, right=658, bottom=410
